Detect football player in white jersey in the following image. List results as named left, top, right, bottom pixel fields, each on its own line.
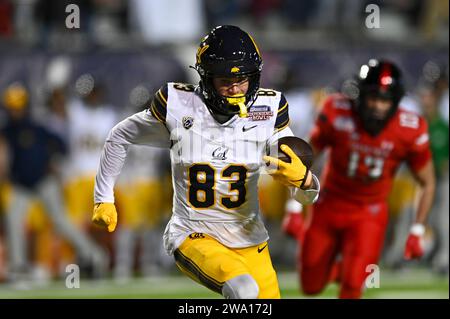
left=65, top=82, right=118, bottom=228
left=92, top=25, right=320, bottom=298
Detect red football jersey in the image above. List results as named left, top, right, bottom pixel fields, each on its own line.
left=310, top=94, right=432, bottom=204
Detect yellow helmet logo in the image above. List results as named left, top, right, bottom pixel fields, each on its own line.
left=231, top=67, right=240, bottom=73
left=196, top=44, right=209, bottom=64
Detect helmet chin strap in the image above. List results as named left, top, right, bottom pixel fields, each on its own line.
left=226, top=95, right=247, bottom=117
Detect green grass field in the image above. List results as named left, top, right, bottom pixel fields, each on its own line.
left=0, top=267, right=447, bottom=299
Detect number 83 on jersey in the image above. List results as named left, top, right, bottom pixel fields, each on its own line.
left=187, top=163, right=248, bottom=209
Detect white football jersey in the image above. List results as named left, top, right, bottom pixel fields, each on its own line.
left=95, top=83, right=319, bottom=255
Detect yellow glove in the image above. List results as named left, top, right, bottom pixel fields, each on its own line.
left=263, top=144, right=310, bottom=189
left=92, top=202, right=117, bottom=232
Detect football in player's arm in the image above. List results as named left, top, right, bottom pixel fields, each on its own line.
left=92, top=25, right=320, bottom=299
left=285, top=59, right=435, bottom=299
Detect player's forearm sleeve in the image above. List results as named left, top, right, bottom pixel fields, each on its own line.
left=290, top=174, right=320, bottom=205
left=94, top=110, right=170, bottom=203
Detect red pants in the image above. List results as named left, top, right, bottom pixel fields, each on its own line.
left=299, top=192, right=389, bottom=299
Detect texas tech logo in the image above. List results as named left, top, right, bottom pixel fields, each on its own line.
left=182, top=116, right=194, bottom=130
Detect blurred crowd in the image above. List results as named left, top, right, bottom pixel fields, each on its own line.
left=0, top=0, right=448, bottom=50
left=0, top=0, right=448, bottom=287
left=0, top=75, right=175, bottom=285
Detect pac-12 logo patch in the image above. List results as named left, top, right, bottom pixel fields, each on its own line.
left=182, top=116, right=194, bottom=129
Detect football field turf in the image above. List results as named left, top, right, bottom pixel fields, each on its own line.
left=0, top=267, right=447, bottom=299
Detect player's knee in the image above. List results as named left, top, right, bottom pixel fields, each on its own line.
left=301, top=270, right=327, bottom=295
left=222, top=274, right=259, bottom=299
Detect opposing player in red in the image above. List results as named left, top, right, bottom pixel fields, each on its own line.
left=284, top=59, right=436, bottom=298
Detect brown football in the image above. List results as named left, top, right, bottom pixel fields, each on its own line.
left=269, top=136, right=314, bottom=169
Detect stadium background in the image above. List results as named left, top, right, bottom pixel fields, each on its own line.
left=0, top=0, right=448, bottom=298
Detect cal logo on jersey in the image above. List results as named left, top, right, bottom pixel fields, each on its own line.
left=189, top=233, right=205, bottom=240
left=212, top=146, right=229, bottom=160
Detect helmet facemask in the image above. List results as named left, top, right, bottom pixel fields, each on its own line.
left=353, top=60, right=405, bottom=136
left=198, top=71, right=261, bottom=117
left=358, top=91, right=398, bottom=136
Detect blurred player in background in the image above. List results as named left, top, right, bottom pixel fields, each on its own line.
left=0, top=82, right=107, bottom=282
left=284, top=59, right=435, bottom=298
left=0, top=135, right=9, bottom=280
left=384, top=75, right=449, bottom=272
left=92, top=25, right=320, bottom=299
left=418, top=81, right=449, bottom=274
left=114, top=134, right=170, bottom=281
left=62, top=75, right=115, bottom=269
